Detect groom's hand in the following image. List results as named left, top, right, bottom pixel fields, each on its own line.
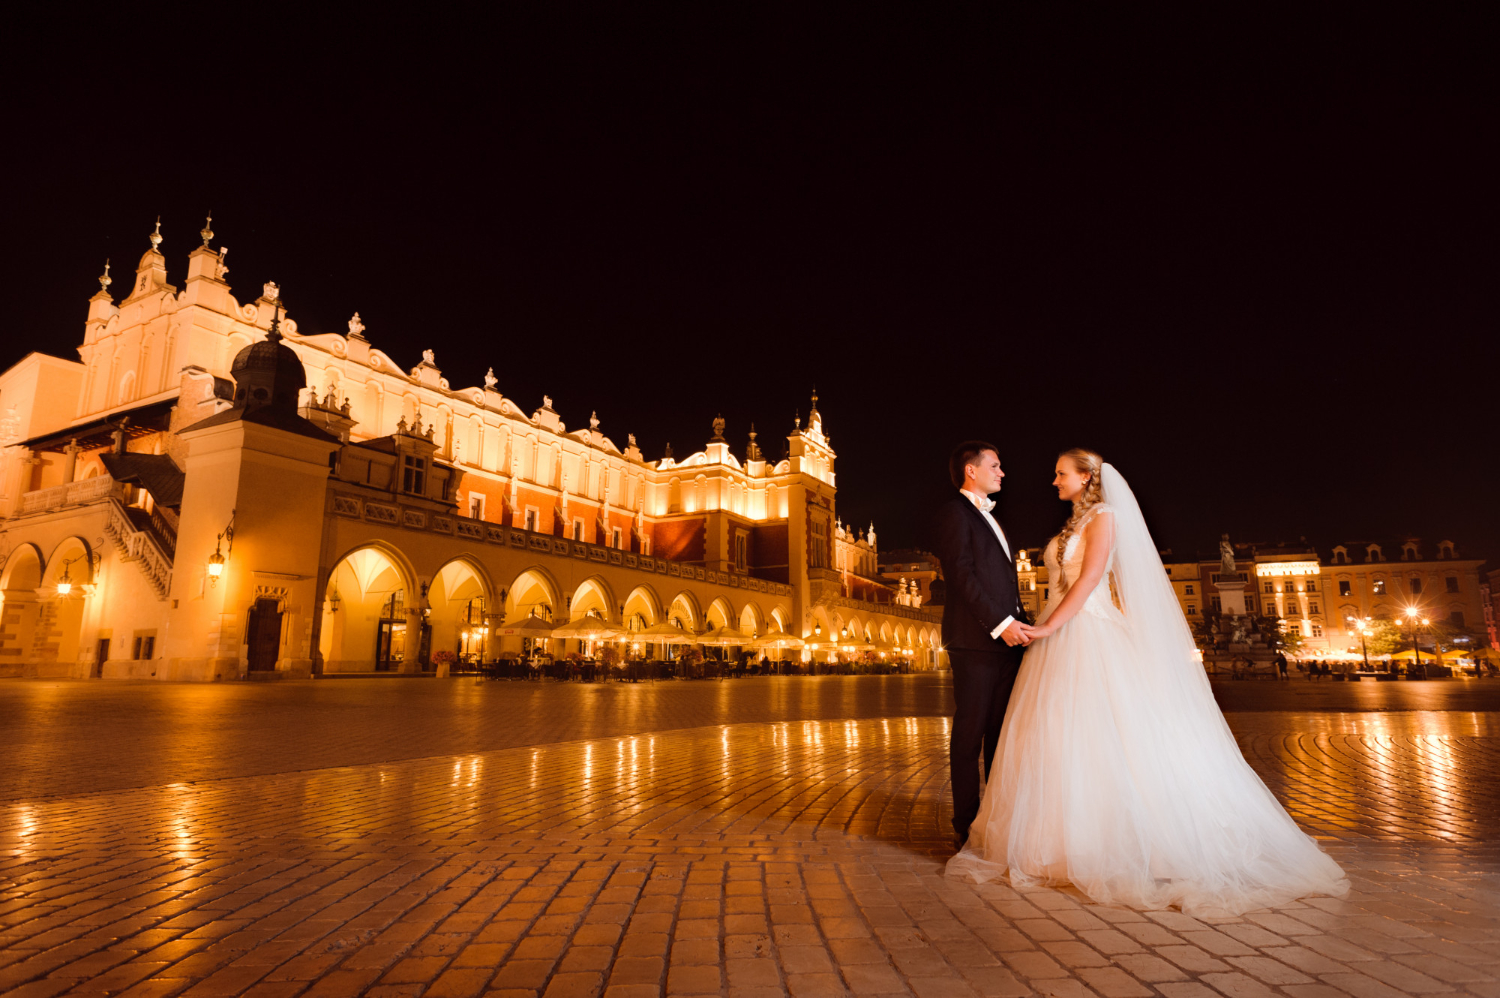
left=1000, top=621, right=1030, bottom=647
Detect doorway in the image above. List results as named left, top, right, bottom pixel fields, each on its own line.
left=375, top=590, right=406, bottom=671
left=247, top=597, right=283, bottom=672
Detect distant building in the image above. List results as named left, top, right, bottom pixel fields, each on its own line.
left=1003, top=534, right=1486, bottom=661
left=877, top=548, right=941, bottom=604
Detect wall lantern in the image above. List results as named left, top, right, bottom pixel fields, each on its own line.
left=208, top=510, right=237, bottom=587
left=55, top=557, right=80, bottom=596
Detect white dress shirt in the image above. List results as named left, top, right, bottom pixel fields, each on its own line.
left=960, top=488, right=1017, bottom=639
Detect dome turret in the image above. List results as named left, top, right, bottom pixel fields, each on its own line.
left=230, top=299, right=305, bottom=414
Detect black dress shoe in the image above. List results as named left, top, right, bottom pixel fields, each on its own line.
left=953, top=831, right=968, bottom=850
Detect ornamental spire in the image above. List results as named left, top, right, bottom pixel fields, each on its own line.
left=97, top=259, right=112, bottom=294
left=199, top=213, right=214, bottom=248
left=148, top=216, right=163, bottom=253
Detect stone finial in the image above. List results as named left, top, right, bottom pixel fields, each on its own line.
left=148, top=216, right=163, bottom=253
left=421, top=349, right=436, bottom=366
left=263, top=280, right=281, bottom=302
left=396, top=415, right=408, bottom=434
left=590, top=411, right=600, bottom=430
left=793, top=409, right=801, bottom=431
left=484, top=367, right=497, bottom=390
left=663, top=442, right=673, bottom=460
left=347, top=312, right=366, bottom=339
left=746, top=423, right=762, bottom=461
left=710, top=414, right=726, bottom=441
left=628, top=433, right=637, bottom=447
left=199, top=213, right=214, bottom=249
left=216, top=246, right=229, bottom=279
left=542, top=395, right=553, bottom=409
left=97, top=259, right=112, bottom=293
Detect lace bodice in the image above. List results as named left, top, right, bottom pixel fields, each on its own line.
left=1040, top=503, right=1121, bottom=623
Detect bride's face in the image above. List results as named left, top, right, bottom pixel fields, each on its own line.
left=1053, top=459, right=1091, bottom=502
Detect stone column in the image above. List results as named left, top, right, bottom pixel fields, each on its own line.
left=483, top=612, right=505, bottom=662
left=62, top=440, right=79, bottom=484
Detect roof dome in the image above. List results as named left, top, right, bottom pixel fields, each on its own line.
left=230, top=328, right=305, bottom=414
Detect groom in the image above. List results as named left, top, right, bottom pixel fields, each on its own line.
left=933, top=441, right=1031, bottom=846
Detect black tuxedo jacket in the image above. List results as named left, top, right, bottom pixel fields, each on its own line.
left=934, top=492, right=1031, bottom=651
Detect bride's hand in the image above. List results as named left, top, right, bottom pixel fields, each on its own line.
left=1026, top=623, right=1054, bottom=641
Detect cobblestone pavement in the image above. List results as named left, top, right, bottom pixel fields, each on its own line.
left=3, top=690, right=1500, bottom=998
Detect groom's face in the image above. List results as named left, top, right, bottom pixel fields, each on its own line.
left=968, top=450, right=1005, bottom=495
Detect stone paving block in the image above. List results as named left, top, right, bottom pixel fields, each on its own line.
left=1319, top=973, right=1415, bottom=998
left=1039, top=941, right=1111, bottom=969
left=428, top=968, right=501, bottom=998
left=492, top=960, right=557, bottom=990
left=542, top=972, right=605, bottom=998
left=1002, top=950, right=1069, bottom=979
left=666, top=963, right=721, bottom=994
left=1074, top=966, right=1154, bottom=998
left=908, top=977, right=981, bottom=998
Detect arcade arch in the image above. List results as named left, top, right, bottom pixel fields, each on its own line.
left=320, top=544, right=416, bottom=673
left=0, top=544, right=43, bottom=669
left=427, top=557, right=494, bottom=667
left=706, top=597, right=734, bottom=631
left=569, top=576, right=616, bottom=622
left=738, top=601, right=765, bottom=638
left=666, top=591, right=701, bottom=631
left=622, top=585, right=661, bottom=633
left=41, top=538, right=93, bottom=670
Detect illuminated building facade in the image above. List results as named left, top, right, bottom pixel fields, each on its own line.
left=1007, top=541, right=1485, bottom=662
left=0, top=222, right=941, bottom=680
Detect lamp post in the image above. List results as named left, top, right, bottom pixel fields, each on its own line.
left=1405, top=607, right=1427, bottom=679
left=1347, top=615, right=1372, bottom=671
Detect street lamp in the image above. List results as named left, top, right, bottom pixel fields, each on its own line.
left=1347, top=615, right=1373, bottom=671
left=1404, top=607, right=1428, bottom=679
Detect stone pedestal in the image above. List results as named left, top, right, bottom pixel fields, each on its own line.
left=1216, top=578, right=1247, bottom=618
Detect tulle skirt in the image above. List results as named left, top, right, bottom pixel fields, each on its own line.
left=946, top=609, right=1349, bottom=916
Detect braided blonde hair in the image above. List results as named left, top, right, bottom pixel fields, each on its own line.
left=1051, top=448, right=1104, bottom=596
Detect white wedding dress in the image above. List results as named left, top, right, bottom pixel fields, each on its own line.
left=947, top=464, right=1348, bottom=916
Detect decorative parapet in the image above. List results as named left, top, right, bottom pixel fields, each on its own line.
left=15, top=476, right=123, bottom=516
left=820, top=592, right=942, bottom=622
left=327, top=490, right=794, bottom=597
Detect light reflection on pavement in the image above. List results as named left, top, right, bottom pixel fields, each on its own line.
left=2, top=679, right=1499, bottom=997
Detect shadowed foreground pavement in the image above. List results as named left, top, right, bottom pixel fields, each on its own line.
left=2, top=676, right=1499, bottom=998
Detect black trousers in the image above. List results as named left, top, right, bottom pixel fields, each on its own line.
left=949, top=645, right=1024, bottom=839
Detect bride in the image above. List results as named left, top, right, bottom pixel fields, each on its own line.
left=947, top=449, right=1348, bottom=916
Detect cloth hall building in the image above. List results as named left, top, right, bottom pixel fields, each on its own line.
left=0, top=223, right=940, bottom=680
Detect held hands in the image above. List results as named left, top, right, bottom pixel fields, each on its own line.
left=1000, top=621, right=1052, bottom=647
left=1000, top=621, right=1031, bottom=647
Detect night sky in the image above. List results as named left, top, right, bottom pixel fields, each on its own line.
left=4, top=8, right=1495, bottom=561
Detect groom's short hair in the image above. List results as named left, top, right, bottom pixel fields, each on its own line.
left=949, top=441, right=998, bottom=488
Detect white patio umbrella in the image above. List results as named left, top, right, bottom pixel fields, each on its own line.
left=550, top=616, right=624, bottom=640
left=495, top=613, right=557, bottom=637
left=696, top=625, right=748, bottom=647
left=640, top=620, right=694, bottom=644
left=753, top=632, right=805, bottom=651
